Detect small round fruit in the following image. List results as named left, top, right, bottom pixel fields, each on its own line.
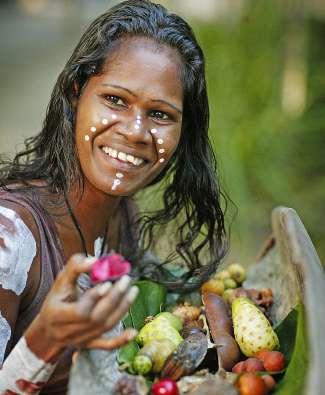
left=201, top=279, right=225, bottom=295
left=151, top=378, right=179, bottom=395
left=236, top=373, right=267, bottom=395
left=133, top=355, right=152, bottom=375
left=232, top=360, right=246, bottom=373
left=261, top=375, right=276, bottom=391
left=215, top=269, right=231, bottom=281
left=223, top=278, right=238, bottom=289
left=255, top=350, right=285, bottom=372
left=223, top=288, right=236, bottom=304
left=228, top=263, right=246, bottom=284
left=245, top=357, right=265, bottom=372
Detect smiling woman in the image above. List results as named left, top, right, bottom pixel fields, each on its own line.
left=0, top=0, right=227, bottom=393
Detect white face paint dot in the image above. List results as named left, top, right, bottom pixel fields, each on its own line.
left=102, top=118, right=108, bottom=125
left=157, top=138, right=164, bottom=144
left=159, top=148, right=165, bottom=154
left=116, top=173, right=124, bottom=179
left=136, top=119, right=141, bottom=124
left=135, top=124, right=140, bottom=130
left=84, top=135, right=90, bottom=141
left=136, top=115, right=141, bottom=119
left=112, top=178, right=122, bottom=191
left=159, top=158, right=165, bottom=163
left=151, top=128, right=157, bottom=134
left=112, top=114, right=117, bottom=120
left=90, top=126, right=96, bottom=132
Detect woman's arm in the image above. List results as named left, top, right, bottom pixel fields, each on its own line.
left=0, top=205, right=138, bottom=394
left=0, top=204, right=56, bottom=393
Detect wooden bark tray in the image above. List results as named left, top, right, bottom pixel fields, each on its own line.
left=244, top=206, right=325, bottom=395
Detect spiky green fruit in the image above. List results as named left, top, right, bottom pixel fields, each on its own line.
left=136, top=316, right=183, bottom=347
left=132, top=354, right=152, bottom=374
left=232, top=297, right=279, bottom=357
left=155, top=312, right=183, bottom=332
left=133, top=339, right=176, bottom=374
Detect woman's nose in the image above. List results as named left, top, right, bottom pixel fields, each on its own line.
left=118, top=115, right=152, bottom=144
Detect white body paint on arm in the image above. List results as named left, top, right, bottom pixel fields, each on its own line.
left=0, top=312, right=11, bottom=364
left=0, top=206, right=37, bottom=295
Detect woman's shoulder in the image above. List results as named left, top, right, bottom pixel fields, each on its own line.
left=0, top=192, right=41, bottom=313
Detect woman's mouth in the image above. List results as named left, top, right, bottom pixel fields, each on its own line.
left=100, top=145, right=146, bottom=170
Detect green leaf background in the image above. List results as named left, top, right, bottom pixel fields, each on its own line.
left=274, top=303, right=309, bottom=394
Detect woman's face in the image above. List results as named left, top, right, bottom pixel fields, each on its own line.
left=74, top=37, right=183, bottom=196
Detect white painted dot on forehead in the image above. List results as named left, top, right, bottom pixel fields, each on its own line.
left=151, top=128, right=157, bottom=134
left=136, top=115, right=141, bottom=119
left=111, top=114, right=117, bottom=120
left=136, top=119, right=141, bottom=124
left=90, top=126, right=96, bottom=132
left=84, top=135, right=90, bottom=141
left=116, top=173, right=124, bottom=179
left=159, top=158, right=165, bottom=163
left=157, top=138, right=164, bottom=145
left=102, top=118, right=108, bottom=125
left=134, top=124, right=140, bottom=130
left=159, top=148, right=165, bottom=154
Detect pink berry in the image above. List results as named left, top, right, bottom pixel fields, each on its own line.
left=151, top=379, right=179, bottom=395
left=232, top=361, right=246, bottom=373
left=90, top=253, right=131, bottom=283
left=245, top=357, right=265, bottom=372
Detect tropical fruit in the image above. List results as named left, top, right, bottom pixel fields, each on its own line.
left=232, top=297, right=279, bottom=357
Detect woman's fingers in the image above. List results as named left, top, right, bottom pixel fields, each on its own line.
left=76, top=282, right=112, bottom=317
left=63, top=254, right=96, bottom=285
left=90, top=276, right=134, bottom=322
left=103, top=286, right=139, bottom=329
left=84, top=328, right=138, bottom=351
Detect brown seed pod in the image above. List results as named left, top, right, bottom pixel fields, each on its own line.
left=202, top=293, right=240, bottom=371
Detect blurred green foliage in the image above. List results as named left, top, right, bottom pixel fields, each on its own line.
left=190, top=1, right=325, bottom=264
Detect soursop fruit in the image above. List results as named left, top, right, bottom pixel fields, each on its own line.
left=232, top=297, right=279, bottom=357
left=136, top=315, right=183, bottom=347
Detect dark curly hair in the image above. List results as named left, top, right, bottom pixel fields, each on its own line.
left=0, top=0, right=228, bottom=291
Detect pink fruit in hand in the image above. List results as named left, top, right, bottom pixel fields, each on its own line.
left=90, top=253, right=131, bottom=283
left=151, top=378, right=179, bottom=395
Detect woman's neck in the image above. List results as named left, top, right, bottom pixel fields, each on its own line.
left=55, top=180, right=123, bottom=258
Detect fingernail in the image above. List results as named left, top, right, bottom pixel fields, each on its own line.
left=97, top=282, right=112, bottom=296
left=127, top=286, right=139, bottom=302
left=126, top=329, right=138, bottom=340
left=84, top=257, right=97, bottom=264
left=116, top=275, right=131, bottom=292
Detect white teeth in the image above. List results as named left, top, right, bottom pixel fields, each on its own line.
left=126, top=154, right=135, bottom=163
left=109, top=148, right=118, bottom=158
left=118, top=152, right=127, bottom=161
left=102, top=146, right=144, bottom=166
left=134, top=158, right=144, bottom=166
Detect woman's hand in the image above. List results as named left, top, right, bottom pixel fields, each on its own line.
left=25, top=254, right=138, bottom=362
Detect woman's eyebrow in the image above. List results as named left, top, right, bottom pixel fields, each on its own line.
left=101, top=83, right=137, bottom=97
left=101, top=83, right=182, bottom=114
left=150, top=99, right=182, bottom=115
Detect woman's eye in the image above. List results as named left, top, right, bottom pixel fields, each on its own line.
left=150, top=110, right=169, bottom=121
left=106, top=95, right=125, bottom=106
